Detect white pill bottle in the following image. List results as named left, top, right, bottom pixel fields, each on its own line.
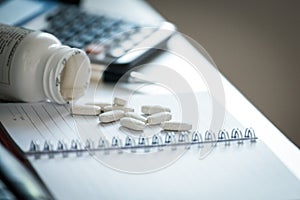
left=0, top=24, right=91, bottom=104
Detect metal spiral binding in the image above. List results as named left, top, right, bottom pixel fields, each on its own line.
left=25, top=128, right=257, bottom=158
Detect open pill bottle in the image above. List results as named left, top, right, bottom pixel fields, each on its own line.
left=0, top=24, right=91, bottom=104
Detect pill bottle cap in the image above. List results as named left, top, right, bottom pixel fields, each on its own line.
left=43, top=45, right=91, bottom=104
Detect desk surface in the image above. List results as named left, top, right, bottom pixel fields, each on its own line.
left=0, top=1, right=299, bottom=199
left=2, top=0, right=299, bottom=181
left=81, top=0, right=300, bottom=179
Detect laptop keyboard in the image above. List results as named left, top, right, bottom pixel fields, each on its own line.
left=43, top=6, right=157, bottom=61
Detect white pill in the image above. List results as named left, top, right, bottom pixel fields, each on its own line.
left=147, top=112, right=172, bottom=125
left=113, top=97, right=127, bottom=106
left=124, top=112, right=147, bottom=123
left=161, top=122, right=192, bottom=131
left=118, top=106, right=134, bottom=112
left=103, top=105, right=113, bottom=112
left=85, top=102, right=112, bottom=112
left=120, top=117, right=146, bottom=131
left=141, top=105, right=171, bottom=115
left=71, top=105, right=101, bottom=116
left=103, top=105, right=134, bottom=112
left=86, top=102, right=111, bottom=108
left=99, top=110, right=125, bottom=123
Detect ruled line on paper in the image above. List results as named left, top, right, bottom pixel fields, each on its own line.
left=41, top=104, right=70, bottom=140
left=52, top=104, right=76, bottom=135
left=15, top=105, right=26, bottom=120
left=20, top=105, right=45, bottom=138
left=31, top=105, right=58, bottom=140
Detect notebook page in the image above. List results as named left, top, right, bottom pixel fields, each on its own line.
left=0, top=92, right=217, bottom=152
left=0, top=93, right=299, bottom=199
left=28, top=141, right=300, bottom=200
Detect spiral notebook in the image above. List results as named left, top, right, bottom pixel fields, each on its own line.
left=0, top=93, right=299, bottom=200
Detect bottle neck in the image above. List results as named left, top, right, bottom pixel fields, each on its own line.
left=43, top=45, right=91, bottom=104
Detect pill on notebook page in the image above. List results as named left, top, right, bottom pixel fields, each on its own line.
left=147, top=112, right=172, bottom=125
left=99, top=110, right=125, bottom=123
left=120, top=117, right=146, bottom=131
left=86, top=102, right=111, bottom=108
left=103, top=105, right=134, bottom=113
left=161, top=122, right=192, bottom=131
left=117, top=106, right=134, bottom=112
left=113, top=97, right=127, bottom=106
left=103, top=105, right=113, bottom=112
left=141, top=105, right=171, bottom=115
left=124, top=112, right=147, bottom=123
left=85, top=102, right=112, bottom=112
left=71, top=105, right=101, bottom=115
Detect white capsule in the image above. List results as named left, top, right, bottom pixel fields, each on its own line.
left=103, top=105, right=134, bottom=112
left=141, top=105, right=171, bottom=115
left=161, top=122, right=192, bottom=131
left=103, top=105, right=113, bottom=112
left=118, top=106, right=134, bottom=112
left=102, top=105, right=113, bottom=112
left=124, top=112, right=147, bottom=123
left=71, top=105, right=101, bottom=116
left=118, top=106, right=134, bottom=113
left=86, top=102, right=111, bottom=108
left=120, top=117, right=146, bottom=131
left=99, top=110, right=125, bottom=123
left=147, top=112, right=172, bottom=125
left=85, top=102, right=112, bottom=112
left=113, top=97, right=127, bottom=106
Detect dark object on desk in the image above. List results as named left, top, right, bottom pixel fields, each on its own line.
left=0, top=123, right=54, bottom=200
left=44, top=5, right=176, bottom=82
left=0, top=180, right=16, bottom=200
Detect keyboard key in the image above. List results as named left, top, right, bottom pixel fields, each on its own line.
left=78, top=33, right=95, bottom=43
left=60, top=29, right=75, bottom=40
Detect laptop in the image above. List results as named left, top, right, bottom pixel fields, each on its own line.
left=0, top=0, right=176, bottom=82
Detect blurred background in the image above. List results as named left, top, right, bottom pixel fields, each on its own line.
left=148, top=0, right=300, bottom=147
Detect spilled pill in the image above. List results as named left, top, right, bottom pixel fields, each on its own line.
left=124, top=112, right=147, bottom=123
left=103, top=105, right=134, bottom=113
left=114, top=97, right=127, bottom=106
left=103, top=105, right=113, bottom=112
left=99, top=110, right=125, bottom=123
left=71, top=105, right=101, bottom=116
left=85, top=102, right=111, bottom=112
left=141, top=105, right=171, bottom=115
left=147, top=112, right=172, bottom=125
left=161, top=122, right=192, bottom=131
left=120, top=117, right=146, bottom=131
left=117, top=106, right=134, bottom=112
left=86, top=102, right=111, bottom=108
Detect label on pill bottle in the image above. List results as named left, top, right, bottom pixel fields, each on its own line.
left=0, top=24, right=32, bottom=85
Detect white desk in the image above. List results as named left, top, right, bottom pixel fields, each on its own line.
left=83, top=0, right=300, bottom=180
